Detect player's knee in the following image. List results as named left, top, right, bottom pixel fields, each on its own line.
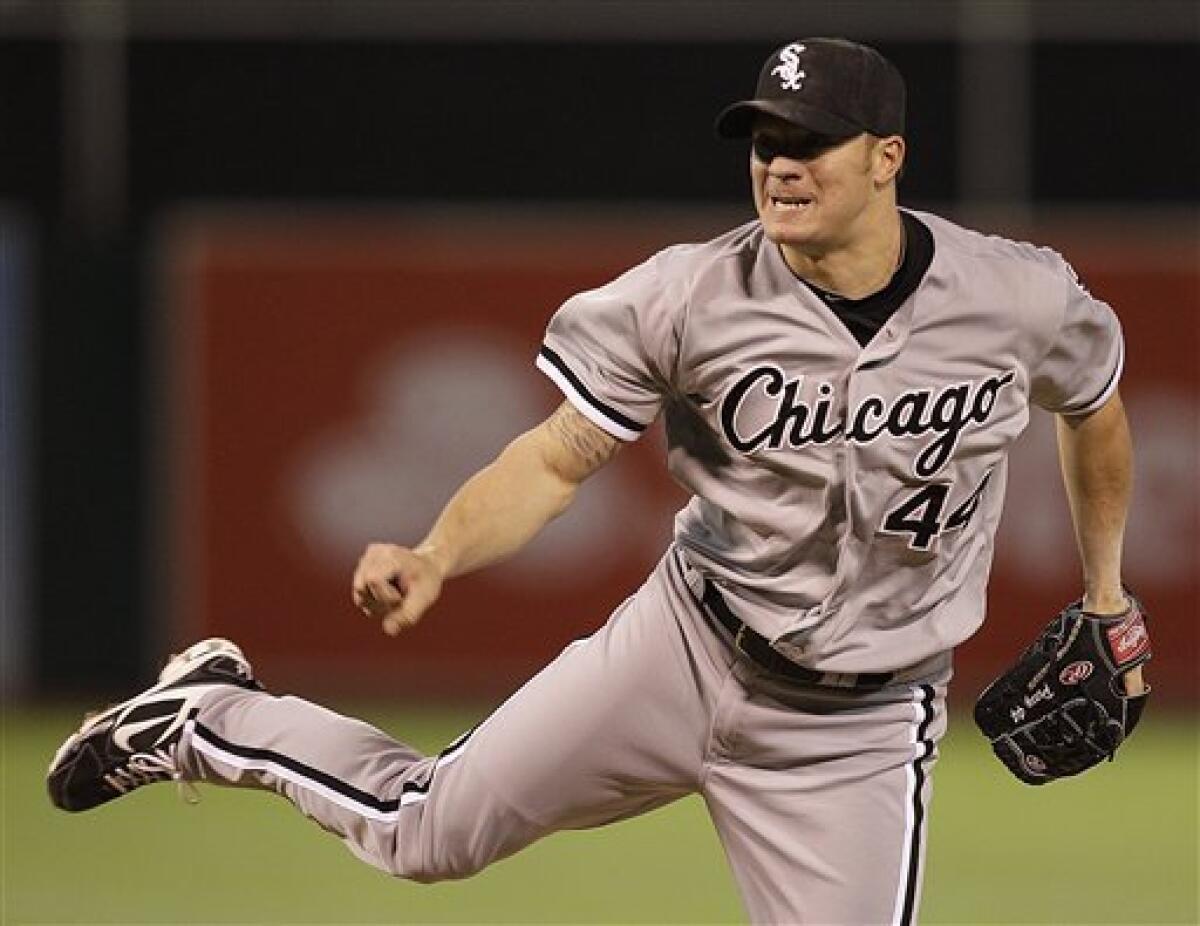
left=401, top=862, right=471, bottom=885
left=400, top=848, right=489, bottom=884
left=395, top=817, right=496, bottom=883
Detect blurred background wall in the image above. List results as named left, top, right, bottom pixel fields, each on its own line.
left=1, top=0, right=1196, bottom=702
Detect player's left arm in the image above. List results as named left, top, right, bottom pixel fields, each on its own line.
left=1055, top=388, right=1145, bottom=694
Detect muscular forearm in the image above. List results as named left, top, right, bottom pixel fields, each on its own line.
left=416, top=430, right=579, bottom=580
left=1055, top=391, right=1133, bottom=613
left=354, top=403, right=620, bottom=635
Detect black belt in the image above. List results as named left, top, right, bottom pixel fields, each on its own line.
left=698, top=577, right=894, bottom=690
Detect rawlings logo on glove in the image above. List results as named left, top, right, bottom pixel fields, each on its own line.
left=973, top=596, right=1151, bottom=785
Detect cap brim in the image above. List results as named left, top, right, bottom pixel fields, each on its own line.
left=714, top=100, right=862, bottom=139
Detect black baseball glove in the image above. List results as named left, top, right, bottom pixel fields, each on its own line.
left=973, top=596, right=1151, bottom=785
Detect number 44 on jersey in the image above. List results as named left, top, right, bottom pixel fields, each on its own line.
left=882, top=469, right=995, bottom=550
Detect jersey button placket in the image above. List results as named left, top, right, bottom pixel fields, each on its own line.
left=823, top=391, right=857, bottom=615
left=827, top=331, right=899, bottom=615
left=827, top=316, right=912, bottom=616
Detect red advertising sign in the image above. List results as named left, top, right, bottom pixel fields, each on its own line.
left=161, top=211, right=1197, bottom=699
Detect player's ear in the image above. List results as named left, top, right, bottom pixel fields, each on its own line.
left=872, top=135, right=905, bottom=187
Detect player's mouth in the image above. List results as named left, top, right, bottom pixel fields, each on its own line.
left=768, top=194, right=814, bottom=211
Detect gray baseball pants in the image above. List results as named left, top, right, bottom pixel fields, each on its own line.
left=179, top=548, right=950, bottom=925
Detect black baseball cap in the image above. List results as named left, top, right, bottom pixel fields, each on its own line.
left=715, top=38, right=905, bottom=139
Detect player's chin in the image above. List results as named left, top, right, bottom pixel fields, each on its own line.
left=760, top=212, right=821, bottom=247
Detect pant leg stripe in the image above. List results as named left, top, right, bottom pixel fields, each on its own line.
left=438, top=722, right=481, bottom=764
left=185, top=718, right=405, bottom=821
left=893, top=684, right=936, bottom=926
left=394, top=722, right=480, bottom=803
left=186, top=715, right=482, bottom=812
left=185, top=715, right=482, bottom=819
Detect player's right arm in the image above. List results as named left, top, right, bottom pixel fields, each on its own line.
left=352, top=401, right=621, bottom=636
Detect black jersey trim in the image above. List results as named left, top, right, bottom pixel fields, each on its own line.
left=898, top=684, right=937, bottom=926
left=1061, top=339, right=1124, bottom=416
left=537, top=345, right=646, bottom=435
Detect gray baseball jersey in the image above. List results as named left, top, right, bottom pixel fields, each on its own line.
left=168, top=210, right=1119, bottom=925
left=536, top=209, right=1122, bottom=674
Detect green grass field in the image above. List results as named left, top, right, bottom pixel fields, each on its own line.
left=4, top=704, right=1195, bottom=924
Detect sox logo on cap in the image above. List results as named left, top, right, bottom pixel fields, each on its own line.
left=770, top=43, right=806, bottom=90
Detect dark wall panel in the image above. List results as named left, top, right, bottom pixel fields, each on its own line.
left=0, top=40, right=61, bottom=211
left=1033, top=43, right=1200, bottom=201
left=125, top=41, right=957, bottom=207
left=34, top=242, right=144, bottom=691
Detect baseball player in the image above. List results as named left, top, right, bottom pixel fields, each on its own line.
left=49, top=38, right=1148, bottom=925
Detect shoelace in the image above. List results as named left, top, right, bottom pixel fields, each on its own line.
left=104, top=746, right=201, bottom=805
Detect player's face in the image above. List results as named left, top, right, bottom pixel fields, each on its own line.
left=750, top=115, right=901, bottom=253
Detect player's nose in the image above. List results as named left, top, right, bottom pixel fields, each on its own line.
left=766, top=158, right=806, bottom=180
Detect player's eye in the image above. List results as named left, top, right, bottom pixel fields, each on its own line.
left=752, top=136, right=781, bottom=163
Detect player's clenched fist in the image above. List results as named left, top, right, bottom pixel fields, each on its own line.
left=351, top=543, right=445, bottom=636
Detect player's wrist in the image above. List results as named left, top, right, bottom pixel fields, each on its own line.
left=1081, top=585, right=1129, bottom=615
left=413, top=540, right=453, bottom=581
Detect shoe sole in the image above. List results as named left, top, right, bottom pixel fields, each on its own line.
left=48, top=638, right=250, bottom=774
